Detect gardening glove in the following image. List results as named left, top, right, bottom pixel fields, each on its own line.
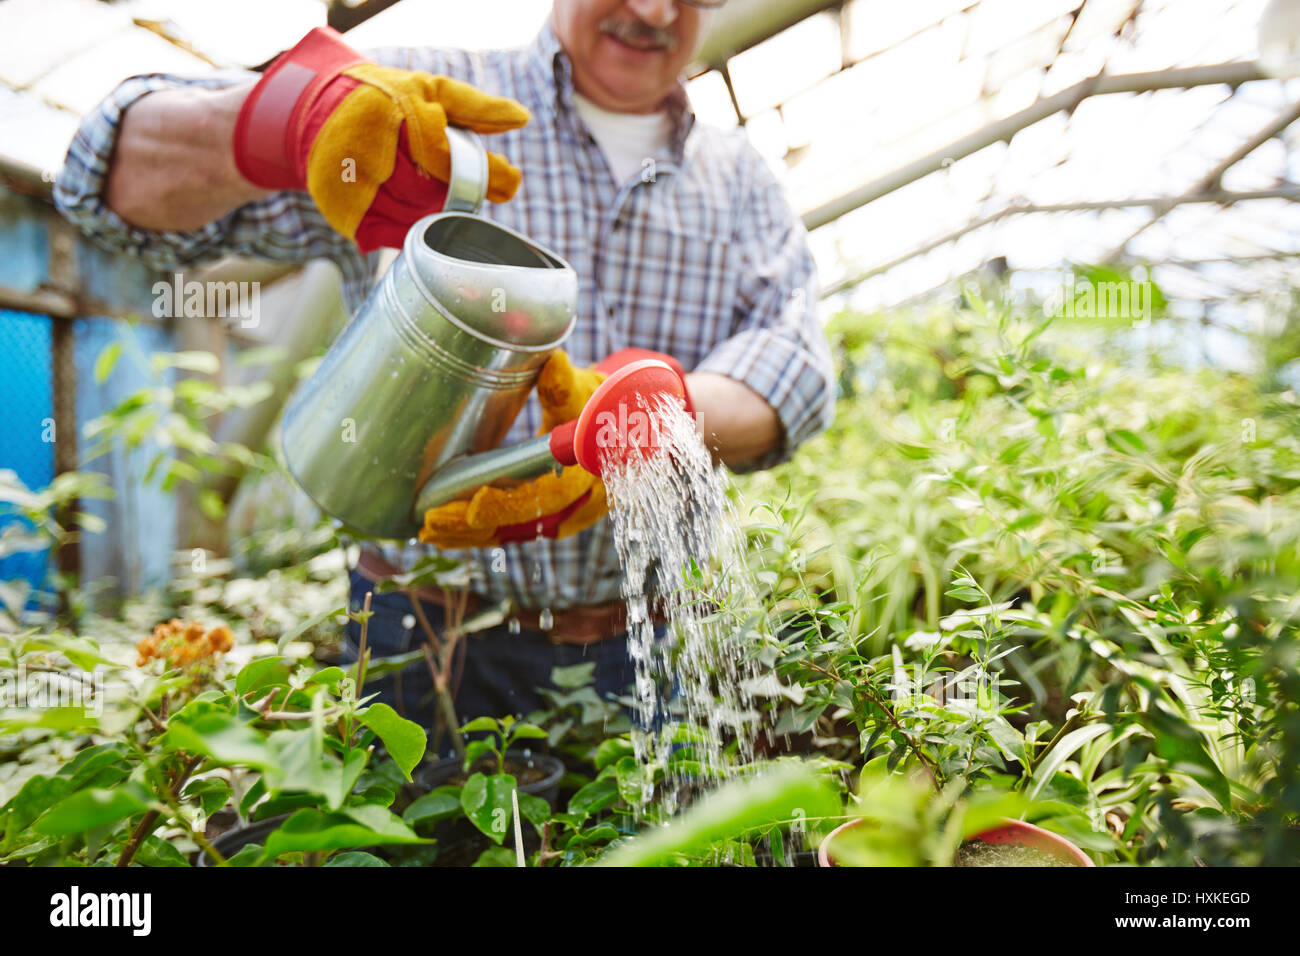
left=418, top=350, right=610, bottom=548
left=233, top=26, right=529, bottom=252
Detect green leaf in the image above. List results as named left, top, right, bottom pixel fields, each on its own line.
left=596, top=764, right=841, bottom=867
left=324, top=851, right=390, bottom=867
left=152, top=350, right=220, bottom=374
left=34, top=784, right=150, bottom=835
left=164, top=712, right=276, bottom=771
left=594, top=737, right=634, bottom=771
left=94, top=342, right=123, bottom=384
left=464, top=739, right=496, bottom=768
left=0, top=525, right=49, bottom=559
left=1105, top=429, right=1146, bottom=455
left=198, top=488, right=225, bottom=520
left=1, top=776, right=71, bottom=831
left=359, top=703, right=426, bottom=780
left=134, top=834, right=191, bottom=867
left=508, top=723, right=548, bottom=742
left=262, top=806, right=428, bottom=858
left=403, top=788, right=462, bottom=826
left=58, top=743, right=131, bottom=790
left=306, top=666, right=347, bottom=691
left=1143, top=699, right=1232, bottom=811
left=458, top=716, right=501, bottom=734
left=1026, top=723, right=1112, bottom=799
left=182, top=778, right=233, bottom=818
left=550, top=662, right=597, bottom=689
left=568, top=776, right=620, bottom=818
left=517, top=792, right=551, bottom=828
left=262, top=728, right=364, bottom=810
left=235, top=656, right=291, bottom=697
left=473, top=846, right=519, bottom=867
left=987, top=716, right=1027, bottom=765
left=460, top=772, right=517, bottom=845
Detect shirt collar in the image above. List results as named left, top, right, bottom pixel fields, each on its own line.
left=526, top=21, right=696, bottom=162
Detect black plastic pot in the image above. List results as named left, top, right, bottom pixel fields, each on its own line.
left=416, top=750, right=566, bottom=807
left=195, top=812, right=292, bottom=867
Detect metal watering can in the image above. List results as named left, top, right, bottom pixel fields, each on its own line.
left=281, top=129, right=690, bottom=541
left=280, top=128, right=577, bottom=539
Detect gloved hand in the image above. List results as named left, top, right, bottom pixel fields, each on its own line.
left=418, top=351, right=610, bottom=548
left=233, top=27, right=530, bottom=252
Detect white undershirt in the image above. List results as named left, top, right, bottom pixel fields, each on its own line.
left=572, top=92, right=674, bottom=185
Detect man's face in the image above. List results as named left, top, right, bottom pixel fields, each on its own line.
left=552, top=0, right=708, bottom=113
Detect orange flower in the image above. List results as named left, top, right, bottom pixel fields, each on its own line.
left=135, top=618, right=236, bottom=673
left=207, top=625, right=234, bottom=653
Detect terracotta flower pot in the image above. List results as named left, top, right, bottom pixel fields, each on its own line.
left=817, top=816, right=1093, bottom=867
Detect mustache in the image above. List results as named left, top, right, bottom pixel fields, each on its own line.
left=598, top=17, right=678, bottom=52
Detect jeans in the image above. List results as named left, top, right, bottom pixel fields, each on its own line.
left=342, top=569, right=640, bottom=753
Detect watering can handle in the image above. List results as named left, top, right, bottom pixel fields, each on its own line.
left=442, top=126, right=489, bottom=214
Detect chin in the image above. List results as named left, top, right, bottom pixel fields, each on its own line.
left=590, top=64, right=669, bottom=109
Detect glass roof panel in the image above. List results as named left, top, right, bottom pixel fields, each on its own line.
left=0, top=0, right=1294, bottom=324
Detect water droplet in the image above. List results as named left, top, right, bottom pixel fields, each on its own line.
left=538, top=608, right=553, bottom=631
left=507, top=616, right=521, bottom=634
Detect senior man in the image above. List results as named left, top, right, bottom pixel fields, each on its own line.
left=55, top=0, right=834, bottom=741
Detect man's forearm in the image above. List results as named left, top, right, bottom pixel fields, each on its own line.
left=684, top=371, right=782, bottom=467
left=105, top=82, right=268, bottom=230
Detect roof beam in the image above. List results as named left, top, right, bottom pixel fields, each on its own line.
left=1100, top=97, right=1300, bottom=261
left=823, top=186, right=1300, bottom=298
left=692, top=0, right=844, bottom=74
left=802, top=60, right=1270, bottom=231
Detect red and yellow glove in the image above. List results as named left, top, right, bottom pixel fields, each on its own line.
left=418, top=351, right=609, bottom=548
left=233, top=27, right=529, bottom=252
left=417, top=348, right=694, bottom=549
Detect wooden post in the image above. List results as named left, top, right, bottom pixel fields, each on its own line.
left=47, top=222, right=80, bottom=612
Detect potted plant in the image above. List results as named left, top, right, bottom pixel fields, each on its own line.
left=394, top=715, right=564, bottom=866
left=818, top=816, right=1093, bottom=867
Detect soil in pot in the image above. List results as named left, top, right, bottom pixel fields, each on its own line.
left=444, top=757, right=549, bottom=788
left=956, top=840, right=1075, bottom=867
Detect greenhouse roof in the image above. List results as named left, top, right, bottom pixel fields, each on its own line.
left=2, top=0, right=1297, bottom=317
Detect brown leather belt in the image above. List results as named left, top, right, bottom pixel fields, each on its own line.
left=354, top=549, right=655, bottom=646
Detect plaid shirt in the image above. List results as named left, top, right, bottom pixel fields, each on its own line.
left=54, top=24, right=834, bottom=610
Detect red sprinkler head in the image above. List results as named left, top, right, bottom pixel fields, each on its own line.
left=548, top=359, right=689, bottom=475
